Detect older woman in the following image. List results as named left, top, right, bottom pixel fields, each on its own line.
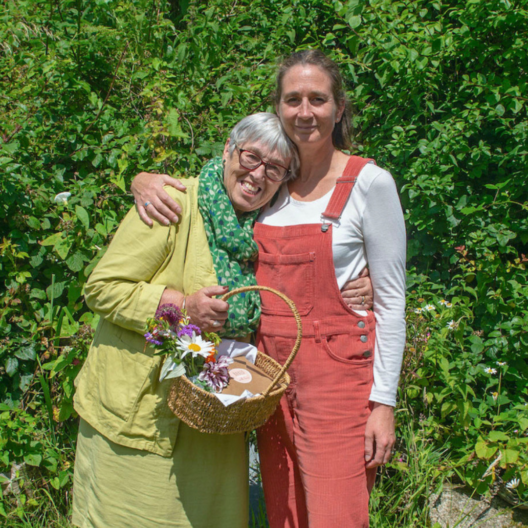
left=131, top=50, right=406, bottom=528
left=72, top=113, right=298, bottom=528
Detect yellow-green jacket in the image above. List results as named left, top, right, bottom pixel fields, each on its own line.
left=74, top=179, right=218, bottom=457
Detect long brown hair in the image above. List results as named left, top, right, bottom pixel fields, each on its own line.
left=274, top=50, right=352, bottom=150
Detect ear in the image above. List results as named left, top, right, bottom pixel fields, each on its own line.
left=222, top=138, right=231, bottom=160
left=335, top=99, right=346, bottom=123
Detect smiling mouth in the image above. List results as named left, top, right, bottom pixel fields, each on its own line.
left=240, top=180, right=261, bottom=196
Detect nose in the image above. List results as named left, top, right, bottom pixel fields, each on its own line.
left=249, top=163, right=267, bottom=181
left=298, top=98, right=312, bottom=119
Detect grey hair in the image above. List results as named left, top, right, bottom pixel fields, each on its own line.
left=228, top=112, right=299, bottom=180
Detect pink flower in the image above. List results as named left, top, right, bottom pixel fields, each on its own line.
left=198, top=355, right=233, bottom=392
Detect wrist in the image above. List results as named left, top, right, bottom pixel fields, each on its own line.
left=369, top=401, right=394, bottom=412
left=159, top=288, right=185, bottom=310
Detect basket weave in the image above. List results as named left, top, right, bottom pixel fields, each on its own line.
left=167, top=285, right=302, bottom=434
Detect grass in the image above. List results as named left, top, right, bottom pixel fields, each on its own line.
left=1, top=414, right=448, bottom=528
left=370, top=412, right=448, bottom=527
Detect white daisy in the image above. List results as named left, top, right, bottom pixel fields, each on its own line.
left=425, top=304, right=435, bottom=311
left=414, top=308, right=423, bottom=314
left=496, top=361, right=507, bottom=366
left=506, top=478, right=519, bottom=490
left=484, top=367, right=497, bottom=375
left=177, top=333, right=214, bottom=360
left=491, top=392, right=498, bottom=401
left=445, top=302, right=453, bottom=308
left=447, top=320, right=456, bottom=329
left=439, top=299, right=447, bottom=306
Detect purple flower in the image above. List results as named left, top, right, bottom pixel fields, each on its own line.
left=198, top=356, right=232, bottom=392
left=155, top=304, right=183, bottom=328
left=177, top=324, right=201, bottom=338
left=145, top=332, right=163, bottom=346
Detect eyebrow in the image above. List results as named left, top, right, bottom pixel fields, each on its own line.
left=282, top=90, right=330, bottom=99
left=247, top=147, right=286, bottom=166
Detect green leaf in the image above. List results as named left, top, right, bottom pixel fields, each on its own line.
left=166, top=108, right=188, bottom=139
left=488, top=431, right=509, bottom=442
left=66, top=251, right=85, bottom=273
left=14, top=344, right=36, bottom=361
left=347, top=15, right=362, bottom=28
left=502, top=448, right=519, bottom=465
left=92, top=153, right=103, bottom=167
left=54, top=237, right=72, bottom=260
left=518, top=418, right=528, bottom=431
left=76, top=206, right=90, bottom=229
left=24, top=453, right=42, bottom=467
left=46, top=281, right=66, bottom=301
left=5, top=357, right=18, bottom=376
left=441, top=401, right=456, bottom=417
left=475, top=441, right=498, bottom=459
left=27, top=216, right=41, bottom=230
left=41, top=232, right=64, bottom=247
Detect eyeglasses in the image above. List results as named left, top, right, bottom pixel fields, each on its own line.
left=236, top=146, right=290, bottom=182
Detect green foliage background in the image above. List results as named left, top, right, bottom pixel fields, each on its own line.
left=1, top=0, right=527, bottom=523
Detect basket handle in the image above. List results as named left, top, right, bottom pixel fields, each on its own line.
left=221, top=285, right=302, bottom=398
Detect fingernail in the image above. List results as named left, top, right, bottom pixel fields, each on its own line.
left=172, top=217, right=179, bottom=223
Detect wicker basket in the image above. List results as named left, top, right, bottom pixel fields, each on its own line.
left=167, top=285, right=302, bottom=434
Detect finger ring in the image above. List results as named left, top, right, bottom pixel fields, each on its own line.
left=361, top=296, right=365, bottom=305
left=144, top=201, right=151, bottom=207
left=212, top=320, right=221, bottom=328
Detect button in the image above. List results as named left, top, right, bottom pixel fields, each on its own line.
left=358, top=321, right=366, bottom=329
left=360, top=335, right=368, bottom=343
left=363, top=351, right=372, bottom=358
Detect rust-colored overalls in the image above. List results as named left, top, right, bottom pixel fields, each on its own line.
left=254, top=157, right=377, bottom=528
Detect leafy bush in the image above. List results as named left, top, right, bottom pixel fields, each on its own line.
left=1, top=0, right=526, bottom=522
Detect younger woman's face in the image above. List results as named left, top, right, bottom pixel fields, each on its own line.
left=277, top=64, right=344, bottom=149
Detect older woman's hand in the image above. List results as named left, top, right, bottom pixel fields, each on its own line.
left=186, top=286, right=230, bottom=332
left=341, top=267, right=373, bottom=310
left=131, top=172, right=186, bottom=227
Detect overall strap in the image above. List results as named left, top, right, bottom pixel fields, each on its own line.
left=322, top=156, right=375, bottom=220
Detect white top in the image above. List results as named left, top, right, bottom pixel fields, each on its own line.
left=258, top=162, right=406, bottom=406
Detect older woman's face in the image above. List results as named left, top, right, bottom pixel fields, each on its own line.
left=222, top=139, right=289, bottom=213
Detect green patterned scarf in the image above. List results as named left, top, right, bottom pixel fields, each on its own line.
left=198, top=157, right=261, bottom=338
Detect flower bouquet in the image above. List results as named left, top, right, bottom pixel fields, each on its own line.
left=145, top=304, right=233, bottom=393
left=149, top=286, right=301, bottom=435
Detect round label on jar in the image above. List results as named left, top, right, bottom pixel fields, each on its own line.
left=230, top=368, right=252, bottom=384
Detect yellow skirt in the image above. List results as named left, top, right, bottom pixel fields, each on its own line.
left=72, top=419, right=248, bottom=528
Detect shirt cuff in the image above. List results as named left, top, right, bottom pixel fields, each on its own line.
left=368, top=388, right=396, bottom=408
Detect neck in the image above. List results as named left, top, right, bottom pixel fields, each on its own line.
left=296, top=140, right=341, bottom=183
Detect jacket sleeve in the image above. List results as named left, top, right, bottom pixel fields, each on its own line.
left=84, top=194, right=184, bottom=335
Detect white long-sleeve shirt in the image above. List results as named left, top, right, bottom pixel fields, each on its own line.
left=258, top=162, right=406, bottom=406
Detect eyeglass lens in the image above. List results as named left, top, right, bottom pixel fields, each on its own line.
left=239, top=150, right=287, bottom=181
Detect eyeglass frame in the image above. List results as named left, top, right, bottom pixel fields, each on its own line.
left=235, top=146, right=291, bottom=182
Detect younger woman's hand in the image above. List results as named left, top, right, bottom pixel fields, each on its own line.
left=364, top=402, right=395, bottom=468
left=341, top=267, right=374, bottom=310
left=186, top=286, right=230, bottom=332
left=131, top=172, right=187, bottom=227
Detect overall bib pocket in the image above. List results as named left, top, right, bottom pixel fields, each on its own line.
left=258, top=251, right=316, bottom=316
